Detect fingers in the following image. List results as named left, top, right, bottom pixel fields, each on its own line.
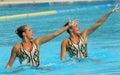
left=114, top=4, right=118, bottom=8
left=68, top=17, right=72, bottom=26
left=114, top=4, right=119, bottom=11
left=68, top=17, right=71, bottom=23
left=111, top=4, right=119, bottom=13
left=68, top=18, right=78, bottom=27
left=72, top=19, right=78, bottom=23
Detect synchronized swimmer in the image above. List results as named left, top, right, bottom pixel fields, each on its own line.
left=60, top=4, right=119, bottom=60
left=5, top=4, right=119, bottom=69
left=5, top=19, right=76, bottom=69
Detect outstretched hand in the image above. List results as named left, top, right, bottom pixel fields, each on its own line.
left=68, top=18, right=78, bottom=27
left=111, top=4, right=119, bottom=13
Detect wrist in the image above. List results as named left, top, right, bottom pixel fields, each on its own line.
left=66, top=25, right=70, bottom=29
left=108, top=11, right=113, bottom=15
left=110, top=10, right=114, bottom=13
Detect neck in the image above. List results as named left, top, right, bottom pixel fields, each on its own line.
left=70, top=33, right=80, bottom=44
left=22, top=37, right=31, bottom=43
left=70, top=32, right=80, bottom=38
left=70, top=34, right=79, bottom=41
left=22, top=38, right=32, bottom=52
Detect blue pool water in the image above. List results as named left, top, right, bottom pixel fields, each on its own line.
left=0, top=1, right=120, bottom=75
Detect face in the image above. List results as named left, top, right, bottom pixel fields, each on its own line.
left=70, top=22, right=80, bottom=34
left=23, top=26, right=34, bottom=39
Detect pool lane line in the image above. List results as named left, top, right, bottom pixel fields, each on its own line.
left=0, top=10, right=57, bottom=20
left=0, top=4, right=115, bottom=20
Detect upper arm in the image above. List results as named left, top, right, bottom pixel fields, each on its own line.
left=34, top=34, right=55, bottom=45
left=36, top=26, right=69, bottom=45
left=61, top=40, right=67, bottom=60
left=6, top=45, right=18, bottom=69
left=39, top=34, right=55, bottom=44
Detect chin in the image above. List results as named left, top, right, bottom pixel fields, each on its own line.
left=76, top=31, right=80, bottom=34
left=30, top=37, right=34, bottom=40
left=31, top=37, right=34, bottom=39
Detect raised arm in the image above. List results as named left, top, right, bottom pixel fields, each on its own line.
left=36, top=20, right=76, bottom=45
left=84, top=4, right=119, bottom=36
left=37, top=25, right=70, bottom=44
left=5, top=45, right=18, bottom=69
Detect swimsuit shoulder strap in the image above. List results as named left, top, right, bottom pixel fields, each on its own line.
left=31, top=41, right=38, bottom=51
left=20, top=42, right=24, bottom=52
left=67, top=38, right=73, bottom=46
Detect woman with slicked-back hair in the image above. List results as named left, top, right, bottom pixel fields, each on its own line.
left=61, top=4, right=119, bottom=60
left=5, top=20, right=77, bottom=69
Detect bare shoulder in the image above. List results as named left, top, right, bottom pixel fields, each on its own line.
left=81, top=30, right=87, bottom=35
left=80, top=32, right=88, bottom=41
left=12, top=43, right=21, bottom=52
left=33, top=39, right=40, bottom=50
left=33, top=38, right=42, bottom=44
left=61, top=39, right=68, bottom=45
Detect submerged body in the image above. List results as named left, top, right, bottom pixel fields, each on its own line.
left=61, top=4, right=119, bottom=60
left=6, top=21, right=76, bottom=69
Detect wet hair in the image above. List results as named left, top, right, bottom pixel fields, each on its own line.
left=64, top=22, right=70, bottom=34
left=15, top=25, right=27, bottom=39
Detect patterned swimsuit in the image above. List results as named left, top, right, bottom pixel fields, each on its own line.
left=18, top=42, right=39, bottom=67
left=67, top=35, right=87, bottom=58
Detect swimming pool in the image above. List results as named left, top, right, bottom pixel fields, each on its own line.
left=0, top=0, right=120, bottom=75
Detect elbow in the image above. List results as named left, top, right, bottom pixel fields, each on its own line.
left=52, top=31, right=62, bottom=38
left=51, top=33, right=58, bottom=39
